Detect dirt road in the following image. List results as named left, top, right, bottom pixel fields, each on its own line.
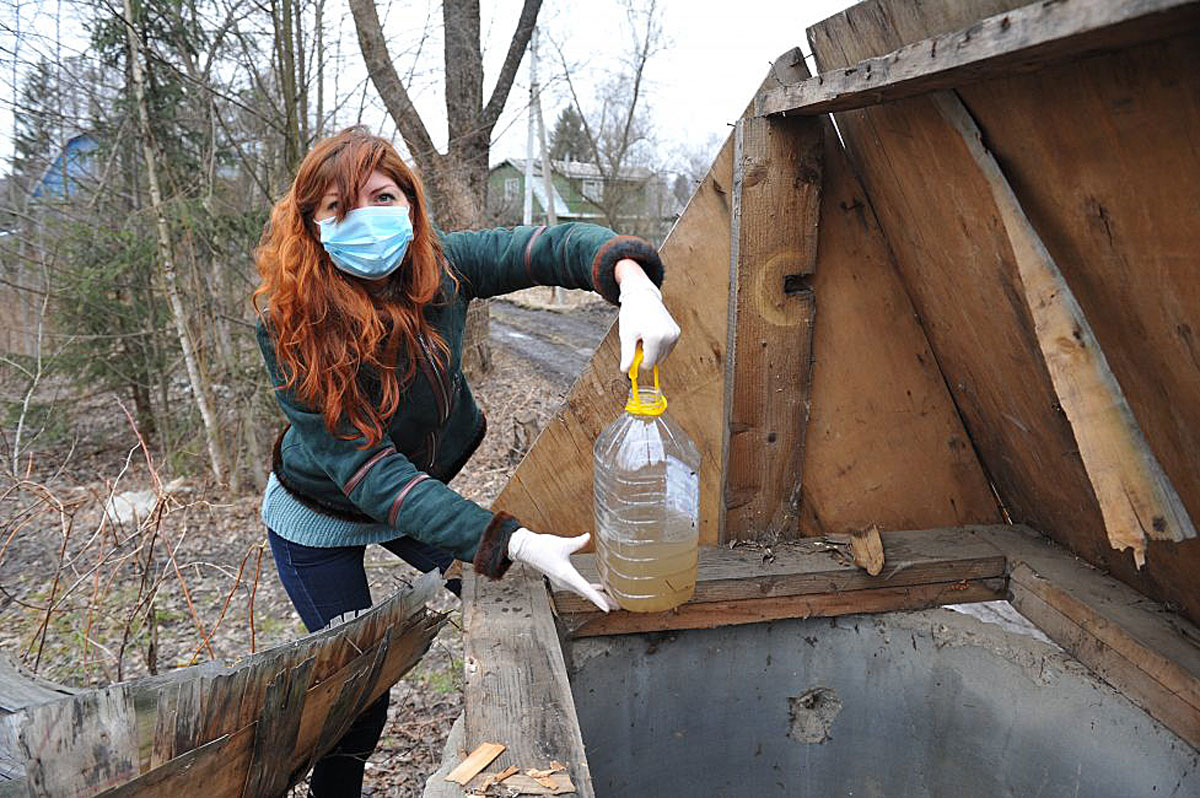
left=489, top=299, right=615, bottom=384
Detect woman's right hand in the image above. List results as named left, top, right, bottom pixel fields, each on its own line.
left=507, top=528, right=618, bottom=613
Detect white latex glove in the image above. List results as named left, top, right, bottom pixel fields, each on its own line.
left=507, top=528, right=618, bottom=613
left=618, top=280, right=681, bottom=375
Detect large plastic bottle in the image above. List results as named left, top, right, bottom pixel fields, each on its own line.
left=593, top=348, right=701, bottom=612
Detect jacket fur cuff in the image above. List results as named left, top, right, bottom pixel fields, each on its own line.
left=473, top=510, right=522, bottom=579
left=591, top=236, right=665, bottom=305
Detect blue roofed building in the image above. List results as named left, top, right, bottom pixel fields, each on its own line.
left=32, top=133, right=99, bottom=200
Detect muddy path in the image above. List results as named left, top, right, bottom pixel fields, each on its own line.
left=489, top=299, right=616, bottom=384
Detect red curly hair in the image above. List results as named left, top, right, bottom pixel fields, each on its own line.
left=253, top=127, right=453, bottom=446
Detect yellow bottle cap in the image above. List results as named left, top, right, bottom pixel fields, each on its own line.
left=626, top=345, right=668, bottom=416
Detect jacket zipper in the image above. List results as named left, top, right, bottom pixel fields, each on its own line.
left=418, top=333, right=450, bottom=424
left=417, top=332, right=458, bottom=473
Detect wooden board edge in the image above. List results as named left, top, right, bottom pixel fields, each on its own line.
left=462, top=567, right=596, bottom=798
left=1009, top=572, right=1200, bottom=750
left=761, top=0, right=1200, bottom=116
left=561, top=578, right=1005, bottom=639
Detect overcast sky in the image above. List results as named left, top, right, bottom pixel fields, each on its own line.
left=0, top=0, right=856, bottom=176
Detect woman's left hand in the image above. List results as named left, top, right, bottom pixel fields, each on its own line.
left=615, top=259, right=680, bottom=374
left=507, top=528, right=618, bottom=612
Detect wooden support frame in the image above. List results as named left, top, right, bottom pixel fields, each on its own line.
left=967, top=525, right=1200, bottom=750
left=932, top=91, right=1195, bottom=565
left=806, top=0, right=1200, bottom=624
left=758, top=0, right=1200, bottom=118
left=722, top=113, right=823, bottom=541
left=551, top=527, right=1008, bottom=636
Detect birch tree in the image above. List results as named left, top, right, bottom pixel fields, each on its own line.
left=120, top=0, right=230, bottom=486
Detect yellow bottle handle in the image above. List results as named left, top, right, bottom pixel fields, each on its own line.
left=626, top=344, right=668, bottom=416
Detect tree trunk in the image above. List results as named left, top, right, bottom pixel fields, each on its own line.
left=347, top=0, right=542, bottom=379
left=122, top=0, right=229, bottom=485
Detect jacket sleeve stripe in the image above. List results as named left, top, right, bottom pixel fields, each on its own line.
left=388, top=474, right=431, bottom=527
left=342, top=445, right=397, bottom=496
left=523, top=225, right=548, bottom=284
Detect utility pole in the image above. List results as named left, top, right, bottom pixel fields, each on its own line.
left=523, top=36, right=535, bottom=226
left=530, top=26, right=560, bottom=302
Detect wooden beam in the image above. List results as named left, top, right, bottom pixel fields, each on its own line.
left=968, top=525, right=1200, bottom=750
left=759, top=0, right=1200, bottom=117
left=462, top=566, right=595, bottom=797
left=933, top=91, right=1196, bottom=566
left=722, top=112, right=822, bottom=541
left=552, top=526, right=1010, bottom=630
left=560, top=579, right=1005, bottom=638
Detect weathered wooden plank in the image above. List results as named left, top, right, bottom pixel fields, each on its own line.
left=0, top=714, right=25, bottom=784
left=952, top=32, right=1200, bottom=618
left=463, top=566, right=594, bottom=797
left=563, top=578, right=1005, bottom=638
left=761, top=0, right=1200, bottom=117
left=241, top=657, right=316, bottom=798
left=967, top=524, right=1200, bottom=748
left=290, top=613, right=441, bottom=777
left=933, top=90, right=1195, bottom=565
left=198, top=666, right=251, bottom=746
left=971, top=526, right=1200, bottom=694
left=172, top=675, right=205, bottom=757
left=798, top=100, right=1000, bottom=534
left=807, top=0, right=1200, bottom=624
left=553, top=526, right=1008, bottom=617
left=19, top=685, right=138, bottom=797
left=723, top=110, right=822, bottom=541
left=0, top=656, right=79, bottom=714
left=148, top=681, right=179, bottom=771
left=2, top=575, right=442, bottom=797
left=311, top=633, right=388, bottom=761
left=98, top=727, right=253, bottom=798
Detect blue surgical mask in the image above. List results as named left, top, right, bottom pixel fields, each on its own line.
left=318, top=205, right=414, bottom=279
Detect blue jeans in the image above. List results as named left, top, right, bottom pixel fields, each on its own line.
left=267, top=528, right=458, bottom=796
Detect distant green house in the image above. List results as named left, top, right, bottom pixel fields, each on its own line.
left=486, top=158, right=677, bottom=242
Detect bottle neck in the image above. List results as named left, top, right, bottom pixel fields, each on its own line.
left=626, top=387, right=667, bottom=416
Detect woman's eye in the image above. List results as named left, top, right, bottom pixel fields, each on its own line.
left=326, top=200, right=338, bottom=211
left=375, top=192, right=395, bottom=203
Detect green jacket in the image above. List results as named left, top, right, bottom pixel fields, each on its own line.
left=258, top=223, right=664, bottom=578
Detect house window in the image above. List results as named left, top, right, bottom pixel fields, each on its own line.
left=504, top=177, right=520, bottom=202
left=582, top=178, right=603, bottom=200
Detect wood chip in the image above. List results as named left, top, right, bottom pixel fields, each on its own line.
left=549, top=760, right=566, bottom=771
left=502, top=772, right=577, bottom=794
left=477, top=764, right=520, bottom=792
left=850, top=525, right=885, bottom=576
left=445, top=742, right=506, bottom=785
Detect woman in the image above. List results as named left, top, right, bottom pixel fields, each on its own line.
left=253, top=126, right=679, bottom=795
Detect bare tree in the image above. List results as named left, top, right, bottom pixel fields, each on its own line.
left=554, top=0, right=663, bottom=235
left=346, top=0, right=541, bottom=229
